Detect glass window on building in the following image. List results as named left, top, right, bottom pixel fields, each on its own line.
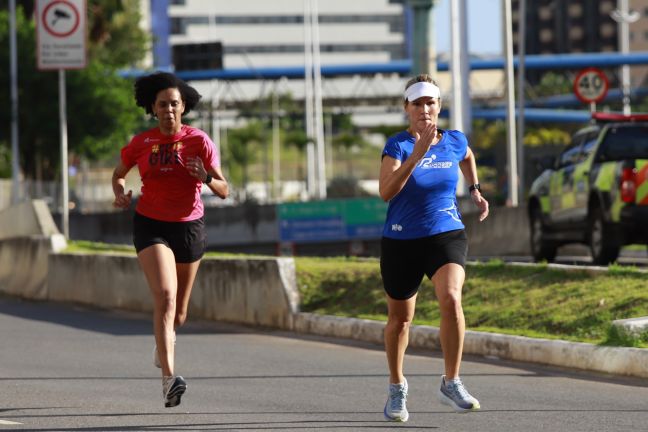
left=568, top=4, right=583, bottom=17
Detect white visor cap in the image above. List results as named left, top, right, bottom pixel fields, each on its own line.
left=404, top=82, right=441, bottom=102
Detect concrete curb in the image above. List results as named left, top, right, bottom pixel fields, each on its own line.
left=292, top=312, right=648, bottom=378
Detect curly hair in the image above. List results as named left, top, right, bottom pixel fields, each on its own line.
left=134, top=72, right=202, bottom=115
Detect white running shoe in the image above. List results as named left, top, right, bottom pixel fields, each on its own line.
left=163, top=375, right=187, bottom=408
left=384, top=378, right=409, bottom=422
left=438, top=375, right=481, bottom=413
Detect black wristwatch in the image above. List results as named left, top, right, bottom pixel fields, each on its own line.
left=468, top=183, right=481, bottom=193
left=203, top=174, right=212, bottom=184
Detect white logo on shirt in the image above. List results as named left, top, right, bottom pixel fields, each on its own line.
left=417, top=155, right=452, bottom=169
left=439, top=203, right=462, bottom=222
left=391, top=224, right=403, bottom=232
left=144, top=137, right=160, bottom=143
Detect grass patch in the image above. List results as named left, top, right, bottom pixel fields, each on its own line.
left=64, top=242, right=648, bottom=347
left=65, top=240, right=136, bottom=254
left=296, top=256, right=648, bottom=347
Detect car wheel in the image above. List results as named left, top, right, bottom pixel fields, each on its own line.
left=589, top=207, right=620, bottom=265
left=530, top=207, right=557, bottom=262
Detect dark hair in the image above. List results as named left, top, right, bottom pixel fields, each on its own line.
left=134, top=72, right=202, bottom=115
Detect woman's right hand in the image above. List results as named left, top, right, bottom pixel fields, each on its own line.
left=113, top=190, right=132, bottom=209
left=412, top=123, right=436, bottom=160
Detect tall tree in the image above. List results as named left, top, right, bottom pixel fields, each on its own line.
left=0, top=1, right=149, bottom=180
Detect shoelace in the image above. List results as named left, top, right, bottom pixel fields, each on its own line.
left=446, top=379, right=470, bottom=400
left=389, top=386, right=407, bottom=411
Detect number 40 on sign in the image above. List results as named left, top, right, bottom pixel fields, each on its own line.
left=573, top=68, right=609, bottom=104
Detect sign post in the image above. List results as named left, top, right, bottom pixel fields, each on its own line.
left=573, top=68, right=609, bottom=114
left=35, top=0, right=86, bottom=239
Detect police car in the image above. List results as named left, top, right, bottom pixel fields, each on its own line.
left=527, top=112, right=648, bottom=264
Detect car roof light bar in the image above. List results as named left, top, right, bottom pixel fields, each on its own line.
left=592, top=112, right=648, bottom=122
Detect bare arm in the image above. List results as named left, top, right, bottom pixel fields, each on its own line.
left=379, top=124, right=437, bottom=202
left=185, top=156, right=229, bottom=199
left=459, top=147, right=489, bottom=221
left=203, top=165, right=229, bottom=199
left=112, top=161, right=133, bottom=209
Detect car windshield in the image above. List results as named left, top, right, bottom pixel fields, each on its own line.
left=598, top=125, right=648, bottom=161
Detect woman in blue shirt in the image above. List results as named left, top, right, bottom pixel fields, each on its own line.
left=379, top=74, right=489, bottom=422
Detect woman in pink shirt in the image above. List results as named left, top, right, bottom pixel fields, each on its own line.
left=112, top=72, right=228, bottom=408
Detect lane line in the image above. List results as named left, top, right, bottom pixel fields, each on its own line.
left=0, top=420, right=22, bottom=425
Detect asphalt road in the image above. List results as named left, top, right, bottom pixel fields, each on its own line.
left=1, top=297, right=647, bottom=432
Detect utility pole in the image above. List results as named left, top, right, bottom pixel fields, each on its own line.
left=503, top=0, right=518, bottom=207
left=449, top=0, right=470, bottom=196
left=516, top=0, right=526, bottom=198
left=9, top=0, right=20, bottom=204
left=611, top=0, right=640, bottom=115
left=311, top=0, right=327, bottom=199
left=405, top=0, right=437, bottom=75
left=303, top=0, right=316, bottom=199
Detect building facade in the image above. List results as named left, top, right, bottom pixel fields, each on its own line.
left=161, top=0, right=408, bottom=70
left=512, top=0, right=648, bottom=87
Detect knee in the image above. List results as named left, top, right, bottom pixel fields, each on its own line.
left=156, top=289, right=176, bottom=313
left=439, top=291, right=463, bottom=318
left=387, top=315, right=413, bottom=334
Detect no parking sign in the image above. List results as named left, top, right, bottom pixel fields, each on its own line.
left=35, top=0, right=87, bottom=70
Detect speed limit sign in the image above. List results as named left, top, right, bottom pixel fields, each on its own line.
left=573, top=68, right=609, bottom=103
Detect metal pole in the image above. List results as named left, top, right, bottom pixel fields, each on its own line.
left=9, top=0, right=20, bottom=204
left=272, top=90, right=281, bottom=201
left=450, top=0, right=463, bottom=132
left=449, top=0, right=467, bottom=196
left=59, top=69, right=69, bottom=239
left=406, top=0, right=436, bottom=75
left=458, top=0, right=470, bottom=195
left=516, top=0, right=526, bottom=198
left=503, top=0, right=518, bottom=207
left=611, top=0, right=639, bottom=115
left=303, top=0, right=316, bottom=199
left=311, top=0, right=327, bottom=199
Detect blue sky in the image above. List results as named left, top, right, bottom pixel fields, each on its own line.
left=434, top=0, right=502, bottom=55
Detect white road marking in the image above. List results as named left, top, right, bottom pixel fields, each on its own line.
left=0, top=419, right=22, bottom=425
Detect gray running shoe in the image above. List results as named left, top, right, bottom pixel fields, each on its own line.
left=163, top=375, right=187, bottom=408
left=383, top=378, right=409, bottom=422
left=438, top=375, right=480, bottom=413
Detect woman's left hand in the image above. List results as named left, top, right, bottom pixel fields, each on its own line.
left=471, top=190, right=489, bottom=222
left=186, top=156, right=207, bottom=182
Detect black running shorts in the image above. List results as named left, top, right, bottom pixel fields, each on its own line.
left=133, top=212, right=206, bottom=263
left=380, top=229, right=468, bottom=300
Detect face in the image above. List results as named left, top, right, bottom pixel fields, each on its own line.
left=404, top=96, right=441, bottom=131
left=152, top=87, right=185, bottom=133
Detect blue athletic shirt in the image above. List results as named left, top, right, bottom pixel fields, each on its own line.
left=381, top=129, right=468, bottom=239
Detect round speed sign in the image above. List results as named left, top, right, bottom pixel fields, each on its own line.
left=573, top=68, right=609, bottom=103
